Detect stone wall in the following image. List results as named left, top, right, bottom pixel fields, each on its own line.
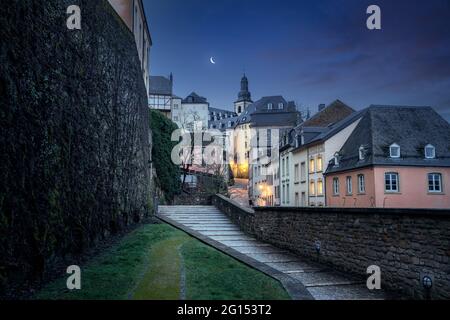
left=0, top=0, right=151, bottom=296
left=212, top=195, right=450, bottom=299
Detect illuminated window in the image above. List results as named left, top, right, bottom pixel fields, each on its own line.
left=309, top=158, right=315, bottom=173
left=309, top=180, right=316, bottom=196
left=317, top=179, right=324, bottom=196
left=317, top=156, right=323, bottom=172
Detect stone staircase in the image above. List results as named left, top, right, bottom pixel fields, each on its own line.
left=158, top=205, right=388, bottom=300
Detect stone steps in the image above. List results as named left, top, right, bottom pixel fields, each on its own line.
left=157, top=205, right=388, bottom=300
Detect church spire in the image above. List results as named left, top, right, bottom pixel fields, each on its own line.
left=237, top=73, right=252, bottom=103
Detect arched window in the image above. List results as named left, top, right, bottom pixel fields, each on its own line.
left=334, top=152, right=340, bottom=166
left=389, top=143, right=400, bottom=158
left=359, top=146, right=365, bottom=160
left=425, top=144, right=436, bottom=159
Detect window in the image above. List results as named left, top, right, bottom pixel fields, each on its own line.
left=228, top=121, right=232, bottom=128
left=286, top=156, right=290, bottom=177
left=359, top=146, right=365, bottom=160
left=309, top=180, right=316, bottom=196
left=333, top=178, right=339, bottom=195
left=268, top=103, right=273, bottom=110
left=317, top=179, right=324, bottom=196
left=425, top=144, right=436, bottom=159
left=238, top=106, right=242, bottom=114
left=282, top=185, right=286, bottom=204
left=278, top=103, right=284, bottom=109
left=173, top=116, right=179, bottom=122
left=317, top=156, right=323, bottom=172
left=385, top=172, right=399, bottom=192
left=346, top=176, right=352, bottom=195
left=389, top=143, right=400, bottom=158
left=428, top=173, right=442, bottom=193
left=309, top=158, right=315, bottom=173
left=173, top=104, right=179, bottom=109
left=300, top=162, right=306, bottom=182
left=294, top=164, right=300, bottom=183
left=358, top=174, right=366, bottom=193
left=334, top=152, right=340, bottom=166
left=286, top=184, right=290, bottom=203
left=282, top=158, right=285, bottom=177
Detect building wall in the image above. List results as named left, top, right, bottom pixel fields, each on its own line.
left=326, top=167, right=377, bottom=207
left=177, top=103, right=209, bottom=131
left=108, top=0, right=133, bottom=30
left=326, top=166, right=450, bottom=209
left=170, top=97, right=182, bottom=125
left=108, top=0, right=151, bottom=95
left=373, top=166, right=450, bottom=209
left=212, top=195, right=450, bottom=299
left=291, top=148, right=309, bottom=206
left=231, top=124, right=251, bottom=178
left=234, top=100, right=252, bottom=116
left=284, top=118, right=361, bottom=207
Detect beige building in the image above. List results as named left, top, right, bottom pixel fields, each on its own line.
left=108, top=0, right=152, bottom=96
left=280, top=100, right=361, bottom=207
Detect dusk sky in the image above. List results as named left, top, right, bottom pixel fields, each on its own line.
left=144, top=0, right=450, bottom=121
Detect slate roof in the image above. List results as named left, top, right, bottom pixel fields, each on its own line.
left=303, top=99, right=355, bottom=127
left=182, top=92, right=209, bottom=104
left=149, top=76, right=172, bottom=95
left=209, top=107, right=237, bottom=117
left=234, top=96, right=299, bottom=128
left=326, top=105, right=450, bottom=174
left=209, top=116, right=239, bottom=131
left=289, top=109, right=366, bottom=153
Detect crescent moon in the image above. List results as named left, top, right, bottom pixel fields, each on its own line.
left=210, top=57, right=216, bottom=64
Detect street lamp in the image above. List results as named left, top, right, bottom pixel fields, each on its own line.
left=422, top=276, right=432, bottom=290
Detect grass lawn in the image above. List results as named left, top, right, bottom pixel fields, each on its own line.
left=35, top=223, right=290, bottom=300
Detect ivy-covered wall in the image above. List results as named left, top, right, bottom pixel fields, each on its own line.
left=149, top=110, right=181, bottom=202
left=0, top=0, right=152, bottom=295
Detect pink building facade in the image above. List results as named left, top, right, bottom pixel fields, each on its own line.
left=324, top=105, right=450, bottom=209
left=326, top=166, right=450, bottom=208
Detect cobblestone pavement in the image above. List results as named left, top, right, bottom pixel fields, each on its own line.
left=228, top=179, right=250, bottom=208
left=158, top=205, right=389, bottom=300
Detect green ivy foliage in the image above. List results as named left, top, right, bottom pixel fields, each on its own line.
left=149, top=110, right=181, bottom=202
left=0, top=0, right=151, bottom=297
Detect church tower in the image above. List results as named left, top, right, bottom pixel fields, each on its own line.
left=234, top=74, right=253, bottom=116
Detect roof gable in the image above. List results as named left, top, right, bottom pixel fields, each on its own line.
left=327, top=105, right=450, bottom=173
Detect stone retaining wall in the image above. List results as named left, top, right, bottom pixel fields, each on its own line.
left=212, top=195, right=450, bottom=299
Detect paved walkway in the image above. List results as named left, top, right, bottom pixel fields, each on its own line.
left=157, top=205, right=388, bottom=300
left=228, top=179, right=250, bottom=208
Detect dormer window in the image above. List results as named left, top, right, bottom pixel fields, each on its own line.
left=359, top=146, right=365, bottom=160
left=334, top=152, right=340, bottom=166
left=389, top=143, right=400, bottom=158
left=278, top=103, right=284, bottom=109
left=268, top=103, right=273, bottom=110
left=425, top=144, right=436, bottom=159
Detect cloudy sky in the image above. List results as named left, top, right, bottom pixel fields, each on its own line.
left=144, top=0, right=450, bottom=121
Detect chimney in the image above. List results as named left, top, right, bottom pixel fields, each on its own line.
left=318, top=104, right=326, bottom=112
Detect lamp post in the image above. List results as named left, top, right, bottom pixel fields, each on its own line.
left=422, top=275, right=432, bottom=300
